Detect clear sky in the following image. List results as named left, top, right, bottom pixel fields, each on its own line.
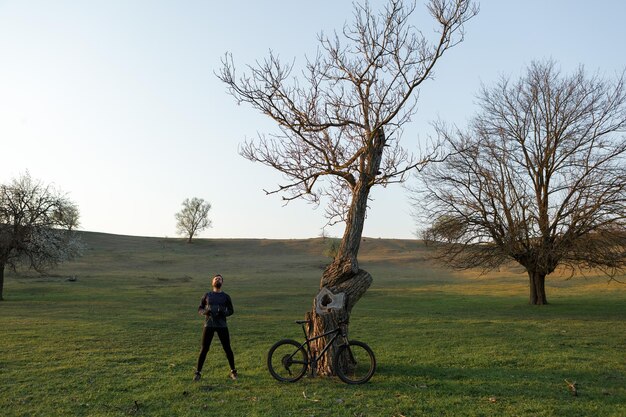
left=1, top=0, right=625, bottom=239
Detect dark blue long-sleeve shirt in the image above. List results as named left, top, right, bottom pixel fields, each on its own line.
left=198, top=291, right=234, bottom=328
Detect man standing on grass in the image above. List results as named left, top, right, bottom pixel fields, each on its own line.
left=194, top=274, right=237, bottom=381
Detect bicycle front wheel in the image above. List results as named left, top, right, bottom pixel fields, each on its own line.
left=335, top=340, right=376, bottom=384
left=267, top=339, right=308, bottom=382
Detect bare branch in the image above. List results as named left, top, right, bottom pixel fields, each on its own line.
left=218, top=0, right=478, bottom=225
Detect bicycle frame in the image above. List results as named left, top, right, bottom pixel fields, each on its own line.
left=296, top=321, right=347, bottom=377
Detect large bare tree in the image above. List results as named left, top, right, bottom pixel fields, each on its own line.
left=0, top=172, right=83, bottom=301
left=416, top=60, right=626, bottom=305
left=219, top=0, right=477, bottom=374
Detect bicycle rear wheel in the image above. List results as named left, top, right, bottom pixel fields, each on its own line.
left=334, top=340, right=376, bottom=384
left=267, top=339, right=308, bottom=382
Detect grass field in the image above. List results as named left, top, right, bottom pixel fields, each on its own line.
left=1, top=232, right=624, bottom=416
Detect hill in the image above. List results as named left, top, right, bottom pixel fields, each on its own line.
left=14, top=231, right=441, bottom=285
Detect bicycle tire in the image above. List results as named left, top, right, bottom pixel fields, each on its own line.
left=267, top=339, right=308, bottom=382
left=334, top=340, right=376, bottom=384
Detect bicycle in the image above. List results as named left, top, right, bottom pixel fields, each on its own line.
left=267, top=319, right=376, bottom=384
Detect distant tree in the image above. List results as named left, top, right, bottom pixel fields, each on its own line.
left=219, top=0, right=477, bottom=374
left=415, top=60, right=626, bottom=305
left=175, top=198, right=212, bottom=243
left=0, top=172, right=83, bottom=301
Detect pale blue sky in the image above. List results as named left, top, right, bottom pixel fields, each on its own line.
left=1, top=0, right=624, bottom=239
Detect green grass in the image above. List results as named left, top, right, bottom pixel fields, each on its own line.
left=1, top=232, right=624, bottom=416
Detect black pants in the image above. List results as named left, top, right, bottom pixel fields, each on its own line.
left=196, top=326, right=235, bottom=373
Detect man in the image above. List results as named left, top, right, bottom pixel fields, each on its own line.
left=194, top=274, right=237, bottom=381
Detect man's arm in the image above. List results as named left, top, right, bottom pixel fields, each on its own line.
left=198, top=293, right=209, bottom=316
left=224, top=294, right=234, bottom=317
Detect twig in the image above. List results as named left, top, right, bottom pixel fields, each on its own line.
left=302, top=390, right=320, bottom=402
left=564, top=379, right=578, bottom=396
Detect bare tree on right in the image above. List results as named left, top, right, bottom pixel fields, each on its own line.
left=415, top=60, right=626, bottom=305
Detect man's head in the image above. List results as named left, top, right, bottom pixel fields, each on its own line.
left=212, top=274, right=223, bottom=289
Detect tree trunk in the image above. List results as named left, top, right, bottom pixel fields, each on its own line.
left=528, top=270, right=548, bottom=305
left=322, top=128, right=385, bottom=287
left=0, top=263, right=4, bottom=301
left=306, top=129, right=385, bottom=377
left=305, top=269, right=372, bottom=376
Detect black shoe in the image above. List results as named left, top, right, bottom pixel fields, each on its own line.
left=193, top=371, right=201, bottom=381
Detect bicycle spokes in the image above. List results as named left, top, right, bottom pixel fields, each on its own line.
left=335, top=341, right=376, bottom=384
left=267, top=339, right=308, bottom=382
left=282, top=354, right=306, bottom=374
left=281, top=354, right=293, bottom=374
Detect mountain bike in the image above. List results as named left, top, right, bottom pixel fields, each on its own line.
left=267, top=319, right=376, bottom=384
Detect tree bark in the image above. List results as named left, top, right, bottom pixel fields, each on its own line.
left=322, top=129, right=385, bottom=287
left=305, top=269, right=372, bottom=376
left=528, top=270, right=548, bottom=305
left=306, top=129, right=384, bottom=377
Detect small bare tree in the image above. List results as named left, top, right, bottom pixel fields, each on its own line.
left=0, top=172, right=83, bottom=301
left=416, top=60, right=626, bottom=305
left=219, top=0, right=477, bottom=375
left=175, top=197, right=212, bottom=243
